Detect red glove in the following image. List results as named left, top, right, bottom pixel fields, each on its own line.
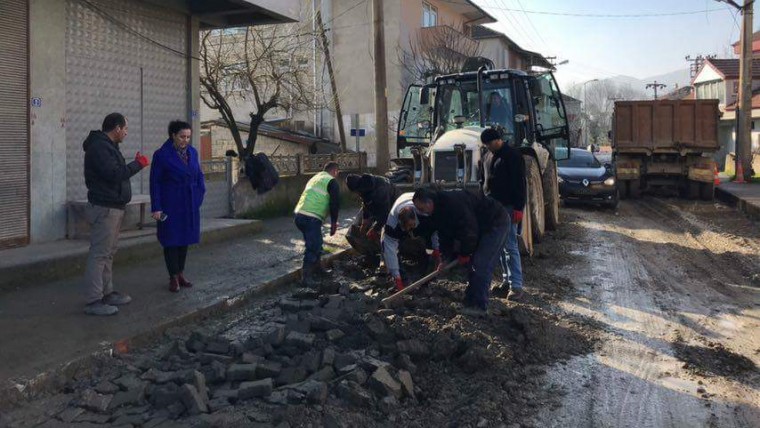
left=512, top=210, right=524, bottom=224
left=135, top=152, right=149, bottom=168
left=366, top=228, right=380, bottom=242
left=330, top=222, right=337, bottom=236
left=457, top=255, right=471, bottom=266
left=394, top=276, right=405, bottom=291
left=432, top=249, right=442, bottom=270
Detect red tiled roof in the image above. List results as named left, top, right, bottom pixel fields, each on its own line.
left=702, top=58, right=760, bottom=79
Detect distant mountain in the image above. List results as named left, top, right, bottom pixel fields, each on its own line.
left=567, top=68, right=692, bottom=99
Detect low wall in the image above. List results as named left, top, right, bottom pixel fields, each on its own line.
left=234, top=173, right=357, bottom=219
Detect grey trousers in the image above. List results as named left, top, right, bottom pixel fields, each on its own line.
left=84, top=204, right=124, bottom=303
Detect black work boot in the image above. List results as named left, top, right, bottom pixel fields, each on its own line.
left=301, top=264, right=318, bottom=288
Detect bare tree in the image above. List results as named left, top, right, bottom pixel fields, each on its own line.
left=398, top=23, right=482, bottom=86
left=567, top=80, right=646, bottom=145
left=200, top=22, right=323, bottom=160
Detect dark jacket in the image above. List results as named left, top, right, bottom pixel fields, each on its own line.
left=327, top=179, right=340, bottom=224
left=478, top=144, right=526, bottom=211
left=83, top=130, right=143, bottom=209
left=357, top=175, right=400, bottom=232
left=150, top=140, right=206, bottom=247
left=429, top=189, right=508, bottom=256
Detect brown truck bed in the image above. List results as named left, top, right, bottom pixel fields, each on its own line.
left=613, top=100, right=720, bottom=153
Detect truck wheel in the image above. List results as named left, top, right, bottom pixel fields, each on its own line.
left=688, top=181, right=700, bottom=200
left=543, top=161, right=560, bottom=231
left=518, top=193, right=534, bottom=257
left=524, top=155, right=545, bottom=242
left=629, top=179, right=642, bottom=199
left=700, top=182, right=714, bottom=201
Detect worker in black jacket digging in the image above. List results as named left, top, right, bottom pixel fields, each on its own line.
left=478, top=128, right=527, bottom=301
left=412, top=188, right=509, bottom=316
left=345, top=173, right=400, bottom=258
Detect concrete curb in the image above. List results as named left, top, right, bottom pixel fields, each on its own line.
left=715, top=187, right=760, bottom=222
left=0, top=246, right=353, bottom=411
left=0, top=220, right=263, bottom=292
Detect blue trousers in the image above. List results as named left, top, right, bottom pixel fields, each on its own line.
left=499, top=218, right=523, bottom=290
left=295, top=214, right=323, bottom=268
left=465, top=221, right=510, bottom=310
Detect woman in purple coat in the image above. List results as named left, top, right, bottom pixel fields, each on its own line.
left=150, top=120, right=205, bottom=292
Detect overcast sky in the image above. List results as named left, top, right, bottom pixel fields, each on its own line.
left=473, top=0, right=751, bottom=87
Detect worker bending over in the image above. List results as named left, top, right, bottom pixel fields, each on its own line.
left=412, top=188, right=509, bottom=316
left=345, top=174, right=399, bottom=259
left=381, top=193, right=440, bottom=291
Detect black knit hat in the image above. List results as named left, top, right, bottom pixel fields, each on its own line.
left=480, top=128, right=501, bottom=144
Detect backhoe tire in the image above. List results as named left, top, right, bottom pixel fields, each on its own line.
left=518, top=191, right=534, bottom=257
left=524, top=155, right=545, bottom=243
left=688, top=181, right=700, bottom=200
left=543, top=161, right=560, bottom=231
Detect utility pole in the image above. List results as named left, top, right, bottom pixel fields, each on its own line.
left=717, top=0, right=754, bottom=182
left=316, top=10, right=347, bottom=152
left=372, top=0, right=389, bottom=173
left=645, top=81, right=667, bottom=100
left=685, top=54, right=716, bottom=78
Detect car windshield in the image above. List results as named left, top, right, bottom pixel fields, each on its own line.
left=558, top=150, right=601, bottom=168
left=435, top=81, right=514, bottom=134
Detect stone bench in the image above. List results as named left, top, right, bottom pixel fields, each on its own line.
left=67, top=195, right=151, bottom=240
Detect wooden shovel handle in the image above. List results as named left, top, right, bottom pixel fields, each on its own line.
left=381, top=260, right=459, bottom=308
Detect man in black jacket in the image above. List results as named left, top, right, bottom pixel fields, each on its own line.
left=346, top=174, right=399, bottom=239
left=345, top=173, right=399, bottom=258
left=478, top=128, right=526, bottom=301
left=82, top=113, right=149, bottom=316
left=413, top=188, right=509, bottom=315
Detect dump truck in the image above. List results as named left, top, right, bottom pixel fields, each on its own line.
left=392, top=66, right=571, bottom=255
left=612, top=100, right=720, bottom=199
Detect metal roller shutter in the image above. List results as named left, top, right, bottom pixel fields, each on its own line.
left=66, top=0, right=187, bottom=201
left=0, top=0, right=30, bottom=249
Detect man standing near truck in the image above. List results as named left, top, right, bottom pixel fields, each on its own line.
left=478, top=128, right=526, bottom=301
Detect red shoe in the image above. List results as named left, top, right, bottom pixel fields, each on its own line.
left=177, top=272, right=193, bottom=288
left=169, top=276, right=180, bottom=293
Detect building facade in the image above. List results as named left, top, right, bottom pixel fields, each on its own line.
left=692, top=58, right=760, bottom=167
left=0, top=0, right=298, bottom=248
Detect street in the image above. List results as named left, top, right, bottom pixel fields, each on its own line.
left=2, top=198, right=758, bottom=428
left=537, top=199, right=760, bottom=428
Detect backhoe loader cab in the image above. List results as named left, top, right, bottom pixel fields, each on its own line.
left=394, top=68, right=570, bottom=255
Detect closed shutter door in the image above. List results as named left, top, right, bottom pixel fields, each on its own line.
left=66, top=0, right=187, bottom=201
left=0, top=0, right=30, bottom=249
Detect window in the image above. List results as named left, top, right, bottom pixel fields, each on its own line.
left=423, top=2, right=437, bottom=28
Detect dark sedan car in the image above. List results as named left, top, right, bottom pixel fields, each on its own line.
left=558, top=148, right=618, bottom=208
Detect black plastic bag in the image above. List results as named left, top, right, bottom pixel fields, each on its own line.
left=245, top=153, right=279, bottom=195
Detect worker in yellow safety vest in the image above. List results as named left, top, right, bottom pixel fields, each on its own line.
left=294, top=161, right=341, bottom=286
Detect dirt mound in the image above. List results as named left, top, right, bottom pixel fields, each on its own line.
left=674, top=334, right=758, bottom=379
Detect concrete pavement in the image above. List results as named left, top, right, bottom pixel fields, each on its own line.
left=0, top=219, right=263, bottom=291
left=716, top=181, right=760, bottom=221
left=0, top=214, right=353, bottom=406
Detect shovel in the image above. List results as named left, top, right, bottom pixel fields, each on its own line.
left=381, top=260, right=459, bottom=308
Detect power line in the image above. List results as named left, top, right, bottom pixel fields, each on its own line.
left=487, top=0, right=540, bottom=51
left=513, top=0, right=551, bottom=52
left=482, top=5, right=727, bottom=18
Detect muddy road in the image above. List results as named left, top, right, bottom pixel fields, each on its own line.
left=537, top=198, right=760, bottom=428
left=1, top=198, right=759, bottom=428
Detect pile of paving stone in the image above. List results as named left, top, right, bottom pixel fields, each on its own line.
left=55, top=283, right=450, bottom=426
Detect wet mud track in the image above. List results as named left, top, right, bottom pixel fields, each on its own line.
left=2, top=198, right=760, bottom=428
left=536, top=198, right=760, bottom=428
